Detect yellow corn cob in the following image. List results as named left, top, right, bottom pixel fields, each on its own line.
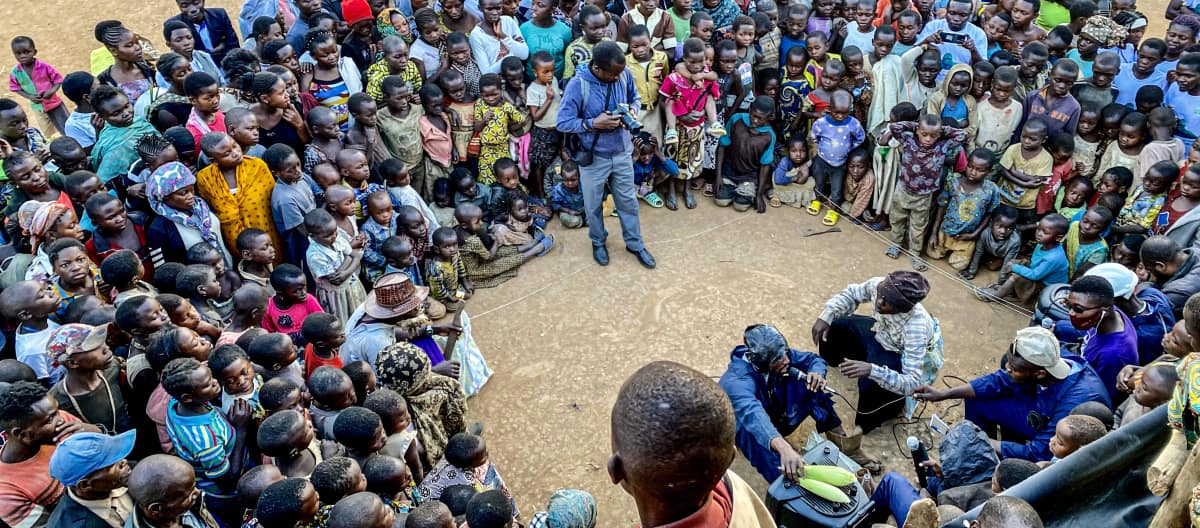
left=803, top=465, right=856, bottom=487
left=796, top=478, right=851, bottom=504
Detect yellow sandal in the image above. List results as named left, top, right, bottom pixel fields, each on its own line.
left=806, top=200, right=822, bottom=215
left=822, top=210, right=839, bottom=226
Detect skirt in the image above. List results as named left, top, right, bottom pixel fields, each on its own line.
left=670, top=122, right=705, bottom=180
left=315, top=275, right=367, bottom=326
left=529, top=126, right=561, bottom=167
left=434, top=311, right=492, bottom=397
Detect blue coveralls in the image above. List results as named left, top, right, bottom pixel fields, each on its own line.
left=719, top=346, right=842, bottom=483
left=964, top=356, right=1111, bottom=461
left=1054, top=286, right=1176, bottom=365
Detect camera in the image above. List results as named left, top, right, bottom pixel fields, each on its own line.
left=612, top=103, right=644, bottom=133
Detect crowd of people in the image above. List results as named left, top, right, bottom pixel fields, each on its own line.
left=2, top=0, right=1200, bottom=524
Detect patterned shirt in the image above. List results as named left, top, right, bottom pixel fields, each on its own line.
left=426, top=255, right=467, bottom=302
left=365, top=59, right=423, bottom=103
left=817, top=277, right=942, bottom=396
left=361, top=216, right=397, bottom=282
left=937, top=174, right=1001, bottom=237
left=888, top=121, right=968, bottom=196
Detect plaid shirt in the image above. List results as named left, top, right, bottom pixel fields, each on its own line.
left=360, top=216, right=396, bottom=283
left=817, top=277, right=942, bottom=396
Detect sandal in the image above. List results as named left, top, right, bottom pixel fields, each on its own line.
left=641, top=191, right=664, bottom=208
left=690, top=179, right=705, bottom=191
left=911, top=256, right=928, bottom=272
left=806, top=200, right=822, bottom=215
left=867, top=222, right=891, bottom=232
left=822, top=210, right=839, bottom=226
left=664, top=128, right=679, bottom=145
left=537, top=234, right=557, bottom=256
left=703, top=183, right=714, bottom=197
left=769, top=195, right=782, bottom=208
left=684, top=191, right=697, bottom=209
left=665, top=193, right=679, bottom=211
left=707, top=122, right=727, bottom=137
left=885, top=246, right=901, bottom=259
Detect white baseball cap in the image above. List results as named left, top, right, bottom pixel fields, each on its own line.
left=1012, top=326, right=1070, bottom=379
left=1084, top=262, right=1138, bottom=299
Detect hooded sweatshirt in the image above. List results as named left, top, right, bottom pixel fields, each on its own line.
left=925, top=64, right=979, bottom=142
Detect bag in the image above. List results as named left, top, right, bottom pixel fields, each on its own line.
left=565, top=79, right=597, bottom=167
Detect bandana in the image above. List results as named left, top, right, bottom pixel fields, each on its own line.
left=20, top=200, right=71, bottom=253
left=877, top=271, right=930, bottom=313
left=146, top=162, right=222, bottom=249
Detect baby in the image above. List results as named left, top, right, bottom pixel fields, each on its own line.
left=1047, top=414, right=1108, bottom=463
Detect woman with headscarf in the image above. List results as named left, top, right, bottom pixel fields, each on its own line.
left=19, top=200, right=85, bottom=283
left=1106, top=10, right=1148, bottom=63
left=692, top=0, right=740, bottom=32
left=375, top=341, right=467, bottom=465
left=1066, top=16, right=1127, bottom=79
left=529, top=490, right=597, bottom=528
left=810, top=271, right=943, bottom=462
left=145, top=161, right=234, bottom=269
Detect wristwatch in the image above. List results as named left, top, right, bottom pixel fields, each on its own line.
left=424, top=325, right=434, bottom=337
left=583, top=118, right=593, bottom=132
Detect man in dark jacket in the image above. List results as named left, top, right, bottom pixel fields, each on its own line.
left=718, top=324, right=847, bottom=483
left=47, top=430, right=136, bottom=528
left=1141, top=236, right=1200, bottom=319
left=168, top=0, right=240, bottom=65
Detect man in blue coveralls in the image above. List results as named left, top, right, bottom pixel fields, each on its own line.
left=719, top=324, right=864, bottom=483
left=914, top=326, right=1110, bottom=462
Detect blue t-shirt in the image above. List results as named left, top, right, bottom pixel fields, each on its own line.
left=1167, top=82, right=1200, bottom=150
left=1113, top=62, right=1167, bottom=107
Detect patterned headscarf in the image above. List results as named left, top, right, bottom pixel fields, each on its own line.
left=376, top=342, right=467, bottom=463
left=146, top=161, right=221, bottom=248
left=1080, top=16, right=1128, bottom=48
left=529, top=490, right=598, bottom=528
left=19, top=200, right=71, bottom=253
left=377, top=8, right=414, bottom=44
left=377, top=341, right=433, bottom=395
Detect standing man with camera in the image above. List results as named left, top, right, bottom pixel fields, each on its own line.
left=557, top=41, right=656, bottom=269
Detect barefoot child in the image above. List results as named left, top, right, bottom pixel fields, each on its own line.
left=526, top=52, right=563, bottom=201
left=549, top=162, right=585, bottom=228
left=427, top=226, right=472, bottom=312
left=263, top=264, right=325, bottom=346
left=928, top=149, right=1002, bottom=272
left=978, top=213, right=1070, bottom=303
left=418, top=84, right=455, bottom=194
left=8, top=36, right=69, bottom=135
left=266, top=144, right=315, bottom=266
left=473, top=74, right=524, bottom=185
left=842, top=148, right=875, bottom=223
left=962, top=206, right=1021, bottom=281
left=304, top=209, right=368, bottom=325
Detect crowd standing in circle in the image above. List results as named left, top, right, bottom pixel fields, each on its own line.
left=2, top=0, right=1200, bottom=525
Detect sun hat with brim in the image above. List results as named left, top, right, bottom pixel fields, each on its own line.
left=47, top=324, right=109, bottom=368
left=364, top=272, right=429, bottom=319
left=49, top=430, right=136, bottom=487
left=1012, top=326, right=1071, bottom=379
left=1084, top=262, right=1138, bottom=299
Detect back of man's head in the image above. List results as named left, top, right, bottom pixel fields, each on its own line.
left=977, top=496, right=1042, bottom=528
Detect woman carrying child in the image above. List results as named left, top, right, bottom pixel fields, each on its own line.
left=376, top=341, right=467, bottom=464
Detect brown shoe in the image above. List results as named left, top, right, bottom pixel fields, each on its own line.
left=826, top=427, right=883, bottom=474
left=902, top=498, right=940, bottom=528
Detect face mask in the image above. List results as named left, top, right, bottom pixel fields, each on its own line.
left=1069, top=309, right=1105, bottom=331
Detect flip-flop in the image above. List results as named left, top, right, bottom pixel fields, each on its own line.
left=703, top=183, right=714, bottom=197
left=665, top=194, right=679, bottom=211
left=822, top=210, right=839, bottom=226
left=911, top=256, right=928, bottom=271
left=806, top=200, right=822, bottom=215
left=885, top=246, right=901, bottom=259
left=707, top=122, right=727, bottom=137
left=867, top=222, right=891, bottom=232
left=537, top=234, right=557, bottom=256
left=684, top=192, right=697, bottom=209
left=769, top=195, right=782, bottom=208
left=664, top=128, right=679, bottom=145
left=640, top=191, right=664, bottom=208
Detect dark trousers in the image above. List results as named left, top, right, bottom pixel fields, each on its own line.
left=811, top=157, right=848, bottom=205
left=820, top=315, right=905, bottom=433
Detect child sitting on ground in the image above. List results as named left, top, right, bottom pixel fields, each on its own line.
left=362, top=191, right=399, bottom=283
left=301, top=313, right=345, bottom=379
left=427, top=226, right=472, bottom=312
left=770, top=135, right=814, bottom=209
left=632, top=134, right=677, bottom=208
left=218, top=284, right=270, bottom=346
left=549, top=162, right=585, bottom=229
left=1115, top=161, right=1176, bottom=235
left=1048, top=414, right=1108, bottom=462
left=841, top=148, right=875, bottom=223
left=263, top=264, right=325, bottom=346
left=236, top=228, right=276, bottom=294
left=490, top=191, right=545, bottom=248
left=209, top=344, right=264, bottom=418
left=455, top=203, right=553, bottom=289
left=305, top=209, right=368, bottom=324
left=308, top=365, right=357, bottom=439
left=997, top=119, right=1054, bottom=240
left=928, top=148, right=1002, bottom=272
left=715, top=98, right=779, bottom=213
left=364, top=388, right=427, bottom=484
left=978, top=214, right=1070, bottom=304
left=418, top=432, right=513, bottom=512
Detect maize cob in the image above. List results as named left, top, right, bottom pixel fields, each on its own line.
left=803, top=465, right=856, bottom=487
left=796, top=478, right=851, bottom=504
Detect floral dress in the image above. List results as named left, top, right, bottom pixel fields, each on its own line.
left=473, top=100, right=525, bottom=184
left=777, top=75, right=811, bottom=157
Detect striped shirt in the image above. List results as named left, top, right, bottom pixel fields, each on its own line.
left=818, top=277, right=941, bottom=395
left=165, top=401, right=240, bottom=499
left=0, top=412, right=80, bottom=528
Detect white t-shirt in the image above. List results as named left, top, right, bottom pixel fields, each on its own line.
left=842, top=25, right=876, bottom=56
left=526, top=82, right=561, bottom=128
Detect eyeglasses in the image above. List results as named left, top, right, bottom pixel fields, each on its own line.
left=1066, top=303, right=1103, bottom=315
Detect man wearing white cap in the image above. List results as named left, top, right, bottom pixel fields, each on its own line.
left=47, top=430, right=136, bottom=528
left=914, top=326, right=1110, bottom=462
left=1054, top=263, right=1176, bottom=366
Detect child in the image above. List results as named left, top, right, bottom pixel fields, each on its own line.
left=884, top=113, right=969, bottom=270
left=100, top=248, right=156, bottom=306
left=778, top=47, right=812, bottom=154
left=1138, top=107, right=1186, bottom=183
left=770, top=135, right=815, bottom=208
left=1064, top=206, right=1114, bottom=279
left=159, top=293, right=221, bottom=340
left=49, top=239, right=102, bottom=318
left=1113, top=39, right=1167, bottom=108
left=187, top=242, right=239, bottom=319
left=300, top=312, right=345, bottom=379
left=549, top=162, right=585, bottom=228
left=248, top=331, right=306, bottom=398
left=345, top=94, right=390, bottom=167
left=1074, top=102, right=1104, bottom=181
left=1115, top=362, right=1178, bottom=428
left=264, top=264, right=325, bottom=345
left=334, top=407, right=388, bottom=467
left=808, top=89, right=864, bottom=223
left=1039, top=132, right=1076, bottom=215
left=729, top=16, right=760, bottom=103
left=304, top=208, right=368, bottom=325
left=176, top=263, right=225, bottom=326
left=84, top=192, right=150, bottom=274
left=336, top=149, right=386, bottom=221
left=977, top=214, right=1070, bottom=304
left=625, top=26, right=669, bottom=143
left=1020, top=60, right=1081, bottom=137
left=564, top=6, right=609, bottom=79
left=803, top=32, right=840, bottom=93
left=928, top=149, right=1002, bottom=272
left=437, top=32, right=481, bottom=101
left=363, top=454, right=417, bottom=515
left=257, top=410, right=331, bottom=479
left=303, top=107, right=344, bottom=178
left=209, top=344, right=264, bottom=418
left=473, top=74, right=525, bottom=185
left=779, top=5, right=809, bottom=64
left=365, top=37, right=424, bottom=105
left=1055, top=177, right=1095, bottom=221
left=631, top=134, right=676, bottom=207
left=1071, top=53, right=1120, bottom=112
left=1115, top=161, right=1175, bottom=235
left=996, top=119, right=1054, bottom=238
left=343, top=360, right=375, bottom=406
left=225, top=107, right=264, bottom=158
left=308, top=365, right=357, bottom=439
left=1047, top=414, right=1107, bottom=462
left=0, top=280, right=64, bottom=383
left=843, top=0, right=877, bottom=55
left=9, top=36, right=68, bottom=135
left=183, top=72, right=226, bottom=151
left=59, top=71, right=97, bottom=150
left=114, top=295, right=171, bottom=360
left=161, top=357, right=254, bottom=522
left=417, top=433, right=512, bottom=507
left=1095, top=167, right=1134, bottom=206
left=839, top=47, right=873, bottom=124
left=362, top=190, right=398, bottom=283
left=926, top=64, right=978, bottom=140
left=218, top=283, right=270, bottom=347
left=526, top=52, right=564, bottom=201
left=963, top=206, right=1021, bottom=281
left=661, top=39, right=724, bottom=208
left=377, top=78, right=430, bottom=202
left=236, top=228, right=276, bottom=293
left=382, top=160, right=440, bottom=234
left=1157, top=165, right=1200, bottom=235
left=617, top=0, right=677, bottom=52
left=753, top=11, right=781, bottom=77
left=266, top=144, right=315, bottom=267
left=840, top=147, right=875, bottom=223
left=427, top=226, right=472, bottom=312
left=418, top=84, right=455, bottom=194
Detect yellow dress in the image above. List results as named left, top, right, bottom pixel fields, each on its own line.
left=473, top=100, right=525, bottom=184
left=195, top=156, right=283, bottom=263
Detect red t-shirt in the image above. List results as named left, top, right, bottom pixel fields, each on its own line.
left=304, top=343, right=344, bottom=380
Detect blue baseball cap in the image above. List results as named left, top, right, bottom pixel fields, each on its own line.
left=49, top=430, right=136, bottom=486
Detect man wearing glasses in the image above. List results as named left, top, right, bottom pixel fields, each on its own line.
left=913, top=326, right=1110, bottom=462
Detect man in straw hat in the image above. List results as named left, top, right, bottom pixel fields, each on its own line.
left=810, top=270, right=943, bottom=471
left=914, top=326, right=1110, bottom=461
left=341, top=272, right=461, bottom=377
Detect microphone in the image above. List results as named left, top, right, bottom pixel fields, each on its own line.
left=784, top=368, right=838, bottom=394
left=907, top=436, right=930, bottom=490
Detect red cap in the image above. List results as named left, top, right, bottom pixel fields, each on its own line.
left=342, top=0, right=373, bottom=26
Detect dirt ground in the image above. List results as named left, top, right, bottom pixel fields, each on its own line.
left=0, top=0, right=1174, bottom=523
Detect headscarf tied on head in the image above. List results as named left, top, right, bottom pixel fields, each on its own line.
left=377, top=8, right=414, bottom=44
left=743, top=324, right=790, bottom=372
left=146, top=161, right=221, bottom=249
left=1080, top=16, right=1128, bottom=48
left=19, top=200, right=71, bottom=253
left=877, top=270, right=931, bottom=313
left=528, top=489, right=598, bottom=528
left=376, top=342, right=467, bottom=463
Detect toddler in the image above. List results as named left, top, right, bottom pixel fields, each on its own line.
left=1047, top=415, right=1107, bottom=462
left=808, top=89, right=865, bottom=223
left=209, top=344, right=265, bottom=418
left=1096, top=112, right=1147, bottom=188
left=305, top=208, right=368, bottom=325
left=236, top=228, right=276, bottom=294
left=1038, top=132, right=1076, bottom=215
left=1064, top=207, right=1114, bottom=279
left=187, top=242, right=240, bottom=320
left=549, top=162, right=586, bottom=228
left=418, top=433, right=513, bottom=513
left=1055, top=177, right=1095, bottom=221
left=963, top=207, right=1021, bottom=282
left=362, top=190, right=399, bottom=283
left=1115, top=161, right=1175, bottom=235
left=382, top=236, right=425, bottom=286
left=1115, top=362, right=1179, bottom=428
left=526, top=52, right=564, bottom=200
left=159, top=293, right=221, bottom=342
left=631, top=134, right=677, bottom=208
left=928, top=149, right=1002, bottom=271
left=978, top=214, right=1070, bottom=304
left=427, top=226, right=472, bottom=311
left=263, top=264, right=325, bottom=346
left=842, top=148, right=875, bottom=224
left=9, top=36, right=68, bottom=135
left=770, top=135, right=815, bottom=208
left=301, top=312, right=345, bottom=378
left=266, top=144, right=315, bottom=267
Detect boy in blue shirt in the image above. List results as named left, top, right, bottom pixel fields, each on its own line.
left=978, top=213, right=1070, bottom=304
